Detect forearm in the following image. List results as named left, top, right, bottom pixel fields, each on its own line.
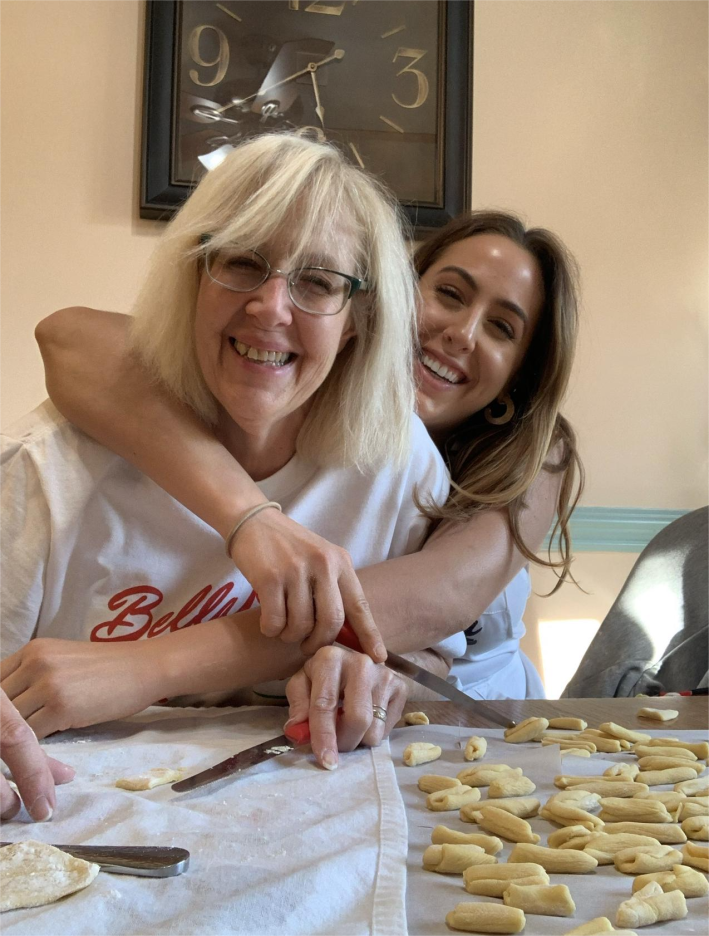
left=37, top=308, right=265, bottom=537
left=144, top=610, right=449, bottom=702
left=359, top=466, right=561, bottom=655
left=357, top=513, right=520, bottom=654
left=398, top=648, right=452, bottom=701
left=150, top=608, right=306, bottom=699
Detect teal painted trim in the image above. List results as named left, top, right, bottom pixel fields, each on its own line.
left=545, top=507, right=689, bottom=553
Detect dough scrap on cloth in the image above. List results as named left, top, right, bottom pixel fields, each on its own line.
left=0, top=840, right=99, bottom=912
left=115, top=767, right=183, bottom=790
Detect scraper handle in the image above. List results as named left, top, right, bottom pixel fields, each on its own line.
left=335, top=620, right=363, bottom=653
left=284, top=710, right=344, bottom=746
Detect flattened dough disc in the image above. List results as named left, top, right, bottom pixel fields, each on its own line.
left=0, top=840, right=99, bottom=912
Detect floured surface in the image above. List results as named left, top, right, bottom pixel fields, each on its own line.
left=392, top=725, right=709, bottom=935
left=0, top=840, right=99, bottom=912
left=2, top=706, right=408, bottom=936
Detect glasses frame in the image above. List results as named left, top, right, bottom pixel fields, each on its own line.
left=202, top=242, right=366, bottom=316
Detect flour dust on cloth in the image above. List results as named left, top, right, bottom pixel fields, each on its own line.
left=1, top=706, right=408, bottom=936
left=438, top=568, right=545, bottom=700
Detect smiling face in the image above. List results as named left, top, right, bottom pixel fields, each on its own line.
left=415, top=233, right=544, bottom=441
left=194, top=235, right=357, bottom=461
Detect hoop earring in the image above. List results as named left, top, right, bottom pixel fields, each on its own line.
left=484, top=393, right=515, bottom=425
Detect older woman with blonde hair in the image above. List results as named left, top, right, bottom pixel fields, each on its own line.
left=15, top=185, right=585, bottom=756
left=0, top=133, right=450, bottom=768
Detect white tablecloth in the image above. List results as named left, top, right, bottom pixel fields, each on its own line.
left=390, top=724, right=709, bottom=936
left=2, top=706, right=408, bottom=936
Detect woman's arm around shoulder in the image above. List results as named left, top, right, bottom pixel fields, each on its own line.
left=36, top=308, right=257, bottom=538
left=357, top=454, right=563, bottom=654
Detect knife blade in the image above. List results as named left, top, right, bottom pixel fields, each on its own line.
left=384, top=652, right=514, bottom=729
left=171, top=733, right=297, bottom=794
left=335, top=624, right=513, bottom=729
left=0, top=843, right=189, bottom=877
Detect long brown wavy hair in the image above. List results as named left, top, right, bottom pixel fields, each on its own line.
left=415, top=211, right=585, bottom=589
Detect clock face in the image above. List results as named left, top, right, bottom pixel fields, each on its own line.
left=174, top=0, right=444, bottom=205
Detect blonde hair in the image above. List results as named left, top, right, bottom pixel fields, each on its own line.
left=130, top=133, right=416, bottom=470
left=414, top=211, right=585, bottom=589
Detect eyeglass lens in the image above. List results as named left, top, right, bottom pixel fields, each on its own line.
left=206, top=247, right=351, bottom=315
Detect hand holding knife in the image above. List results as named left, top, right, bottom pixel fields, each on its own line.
left=172, top=622, right=510, bottom=794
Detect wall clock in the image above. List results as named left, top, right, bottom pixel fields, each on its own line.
left=141, top=0, right=473, bottom=232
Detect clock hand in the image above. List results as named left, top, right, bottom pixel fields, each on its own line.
left=215, top=49, right=345, bottom=114
left=310, top=70, right=325, bottom=129
left=190, top=105, right=242, bottom=125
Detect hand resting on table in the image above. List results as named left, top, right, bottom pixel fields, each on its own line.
left=1, top=639, right=407, bottom=773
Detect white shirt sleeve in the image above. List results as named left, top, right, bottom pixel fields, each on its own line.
left=1, top=433, right=50, bottom=658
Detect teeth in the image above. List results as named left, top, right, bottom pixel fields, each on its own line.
left=234, top=340, right=291, bottom=365
left=421, top=353, right=462, bottom=384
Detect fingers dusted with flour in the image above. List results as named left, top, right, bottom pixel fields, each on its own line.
left=0, top=689, right=74, bottom=822
left=285, top=646, right=406, bottom=769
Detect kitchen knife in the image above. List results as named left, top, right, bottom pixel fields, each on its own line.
left=0, top=843, right=189, bottom=877
left=335, top=623, right=514, bottom=729
left=171, top=721, right=312, bottom=794
left=172, top=623, right=513, bottom=794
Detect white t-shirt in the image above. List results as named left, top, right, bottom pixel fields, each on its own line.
left=1, top=403, right=450, bottom=678
left=436, top=568, right=545, bottom=700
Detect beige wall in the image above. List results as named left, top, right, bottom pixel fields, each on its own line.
left=1, top=0, right=160, bottom=424
left=1, top=2, right=707, bottom=695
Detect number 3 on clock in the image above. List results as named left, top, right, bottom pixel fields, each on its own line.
left=392, top=48, right=429, bottom=109
left=288, top=1, right=346, bottom=14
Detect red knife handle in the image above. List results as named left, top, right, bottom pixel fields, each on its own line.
left=335, top=620, right=364, bottom=653
left=284, top=709, right=344, bottom=746
left=284, top=720, right=312, bottom=745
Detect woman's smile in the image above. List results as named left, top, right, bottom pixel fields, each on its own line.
left=417, top=347, right=470, bottom=387
left=229, top=337, right=296, bottom=369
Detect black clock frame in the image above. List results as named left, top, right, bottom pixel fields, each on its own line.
left=140, top=0, right=473, bottom=233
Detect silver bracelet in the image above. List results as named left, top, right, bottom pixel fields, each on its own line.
left=224, top=501, right=282, bottom=559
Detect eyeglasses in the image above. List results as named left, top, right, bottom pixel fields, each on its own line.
left=203, top=245, right=365, bottom=316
